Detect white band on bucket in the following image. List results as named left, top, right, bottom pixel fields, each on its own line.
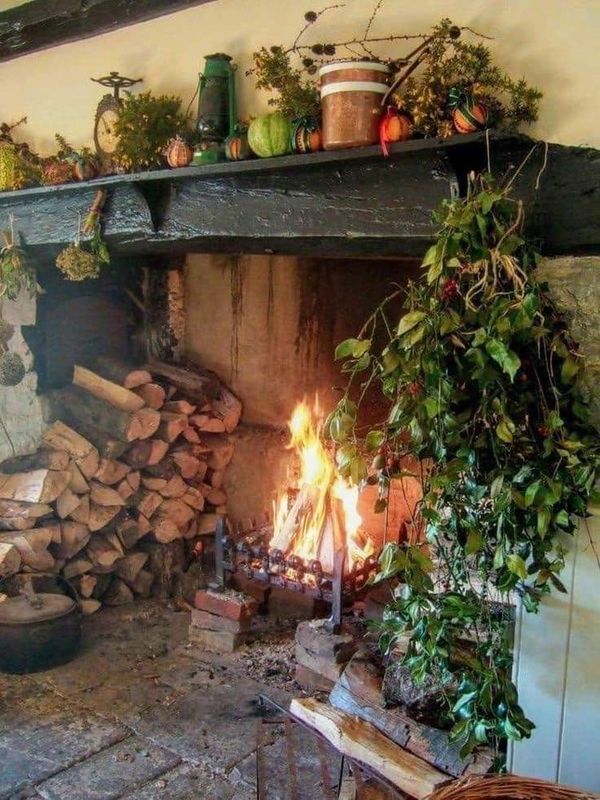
left=319, top=61, right=390, bottom=76
left=320, top=81, right=388, bottom=98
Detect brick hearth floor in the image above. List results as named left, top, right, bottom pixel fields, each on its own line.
left=0, top=601, right=339, bottom=799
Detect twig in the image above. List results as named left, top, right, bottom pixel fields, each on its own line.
left=534, top=140, right=549, bottom=190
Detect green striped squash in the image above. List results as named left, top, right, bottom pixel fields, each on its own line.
left=248, top=113, right=292, bottom=158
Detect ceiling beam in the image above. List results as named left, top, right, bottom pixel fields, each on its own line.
left=0, top=0, right=217, bottom=62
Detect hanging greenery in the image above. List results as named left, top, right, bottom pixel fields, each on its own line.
left=114, top=91, right=188, bottom=172
left=55, top=198, right=110, bottom=281
left=0, top=227, right=38, bottom=299
left=326, top=173, right=600, bottom=762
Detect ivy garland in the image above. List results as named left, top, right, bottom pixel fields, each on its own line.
left=326, top=175, right=600, bottom=761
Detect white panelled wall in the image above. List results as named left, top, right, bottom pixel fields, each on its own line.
left=510, top=516, right=600, bottom=790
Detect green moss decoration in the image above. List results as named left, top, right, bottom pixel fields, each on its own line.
left=114, top=92, right=188, bottom=172
left=0, top=351, right=25, bottom=386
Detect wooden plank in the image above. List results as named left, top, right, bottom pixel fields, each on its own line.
left=0, top=0, right=217, bottom=63
left=290, top=698, right=448, bottom=798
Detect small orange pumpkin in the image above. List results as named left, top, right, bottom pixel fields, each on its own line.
left=379, top=108, right=412, bottom=155
left=165, top=136, right=193, bottom=168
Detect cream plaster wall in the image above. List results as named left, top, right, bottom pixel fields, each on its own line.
left=0, top=0, right=598, bottom=154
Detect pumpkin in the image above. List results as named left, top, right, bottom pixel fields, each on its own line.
left=247, top=113, right=291, bottom=158
left=290, top=119, right=321, bottom=154
left=165, top=136, right=193, bottom=168
left=224, top=132, right=251, bottom=161
left=42, top=159, right=74, bottom=186
left=448, top=89, right=488, bottom=134
left=379, top=108, right=412, bottom=156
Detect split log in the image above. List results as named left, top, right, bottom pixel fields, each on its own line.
left=182, top=426, right=201, bottom=443
left=54, top=386, right=143, bottom=443
left=207, top=469, right=224, bottom=489
left=104, top=531, right=125, bottom=556
left=133, top=383, right=166, bottom=409
left=123, top=439, right=168, bottom=469
left=134, top=407, right=161, bottom=440
left=69, top=494, right=90, bottom=524
left=0, top=469, right=70, bottom=504
left=181, top=486, right=205, bottom=511
left=159, top=474, right=187, bottom=499
left=112, top=512, right=142, bottom=550
left=142, top=476, right=168, bottom=491
left=330, top=653, right=494, bottom=777
left=135, top=490, right=163, bottom=519
left=199, top=484, right=227, bottom=507
left=59, top=421, right=129, bottom=460
left=73, top=574, right=97, bottom=599
left=0, top=526, right=60, bottom=570
left=0, top=517, right=31, bottom=530
left=137, top=513, right=152, bottom=536
left=73, top=364, right=146, bottom=413
left=196, top=513, right=224, bottom=535
left=162, top=400, right=196, bottom=415
left=290, top=698, right=447, bottom=799
left=190, top=414, right=226, bottom=433
left=0, top=499, right=53, bottom=519
left=103, top=577, right=134, bottom=606
left=210, top=384, right=242, bottom=433
left=91, top=573, right=113, bottom=598
left=115, top=552, right=148, bottom=585
left=63, top=557, right=93, bottom=579
left=90, top=481, right=126, bottom=507
left=0, top=542, right=21, bottom=577
left=146, top=360, right=214, bottom=406
left=87, top=535, right=122, bottom=569
left=94, top=458, right=131, bottom=486
left=127, top=471, right=140, bottom=491
left=0, top=449, right=70, bottom=473
left=193, top=435, right=234, bottom=470
left=88, top=502, right=121, bottom=532
left=94, top=356, right=152, bottom=389
left=160, top=498, right=195, bottom=530
left=130, top=568, right=153, bottom=597
left=56, top=487, right=82, bottom=519
left=172, top=452, right=200, bottom=480
left=157, top=412, right=188, bottom=443
left=151, top=512, right=181, bottom=544
left=116, top=477, right=135, bottom=501
left=183, top=518, right=198, bottom=539
left=68, top=461, right=90, bottom=494
left=144, top=456, right=177, bottom=480
left=42, top=421, right=100, bottom=478
left=54, top=522, right=90, bottom=559
left=80, top=599, right=102, bottom=615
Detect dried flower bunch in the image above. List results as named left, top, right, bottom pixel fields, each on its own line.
left=0, top=227, right=38, bottom=299
left=114, top=92, right=188, bottom=171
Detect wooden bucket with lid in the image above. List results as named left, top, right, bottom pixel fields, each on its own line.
left=319, top=61, right=390, bottom=150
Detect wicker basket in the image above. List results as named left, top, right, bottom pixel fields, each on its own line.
left=428, top=775, right=599, bottom=800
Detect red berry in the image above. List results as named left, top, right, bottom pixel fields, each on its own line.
left=441, top=277, right=459, bottom=301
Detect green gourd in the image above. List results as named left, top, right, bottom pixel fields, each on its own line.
left=247, top=113, right=292, bottom=158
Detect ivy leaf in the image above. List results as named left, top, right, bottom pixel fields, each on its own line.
left=561, top=355, right=581, bottom=384
left=490, top=475, right=504, bottom=499
left=465, top=530, right=484, bottom=555
left=506, top=553, right=528, bottom=581
left=365, top=430, right=385, bottom=452
left=397, top=310, right=427, bottom=337
left=496, top=418, right=515, bottom=443
left=335, top=338, right=359, bottom=360
left=524, top=480, right=542, bottom=507
left=382, top=347, right=401, bottom=374
left=537, top=507, right=551, bottom=537
left=485, top=338, right=521, bottom=381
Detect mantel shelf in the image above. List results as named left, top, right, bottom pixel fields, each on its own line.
left=0, top=131, right=597, bottom=261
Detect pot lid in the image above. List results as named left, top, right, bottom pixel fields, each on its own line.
left=0, top=592, right=77, bottom=624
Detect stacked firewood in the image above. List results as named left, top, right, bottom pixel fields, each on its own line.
left=0, top=357, right=241, bottom=613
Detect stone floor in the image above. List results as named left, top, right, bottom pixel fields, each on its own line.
left=0, top=601, right=340, bottom=800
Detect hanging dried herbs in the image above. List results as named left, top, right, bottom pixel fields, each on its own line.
left=0, top=226, right=38, bottom=299
left=327, top=173, right=600, bottom=763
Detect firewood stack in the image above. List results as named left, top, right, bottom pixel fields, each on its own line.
left=0, top=357, right=241, bottom=613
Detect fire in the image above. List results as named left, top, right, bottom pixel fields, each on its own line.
left=271, top=398, right=373, bottom=571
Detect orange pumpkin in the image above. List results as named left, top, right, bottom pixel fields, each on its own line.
left=165, top=136, right=193, bottom=168
left=379, top=109, right=412, bottom=155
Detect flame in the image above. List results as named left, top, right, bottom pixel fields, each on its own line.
left=271, top=398, right=373, bottom=570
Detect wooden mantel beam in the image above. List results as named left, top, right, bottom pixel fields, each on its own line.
left=0, top=0, right=217, bottom=62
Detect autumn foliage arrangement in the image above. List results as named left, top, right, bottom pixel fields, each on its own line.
left=327, top=174, right=600, bottom=762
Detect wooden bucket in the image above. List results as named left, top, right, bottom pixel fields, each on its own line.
left=319, top=61, right=390, bottom=151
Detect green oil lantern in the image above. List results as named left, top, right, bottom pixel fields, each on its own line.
left=193, top=53, right=237, bottom=165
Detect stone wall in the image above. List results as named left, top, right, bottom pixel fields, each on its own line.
left=0, top=289, right=43, bottom=462
left=538, top=256, right=600, bottom=426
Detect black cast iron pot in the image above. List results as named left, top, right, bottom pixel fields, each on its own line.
left=0, top=574, right=82, bottom=674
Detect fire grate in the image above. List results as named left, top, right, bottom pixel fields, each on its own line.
left=213, top=517, right=379, bottom=632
